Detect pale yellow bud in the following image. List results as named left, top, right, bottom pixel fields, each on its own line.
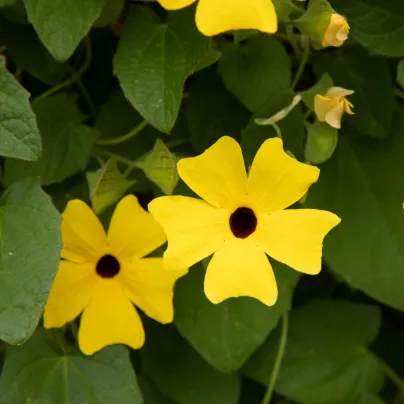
left=322, top=14, right=349, bottom=48
left=314, top=87, right=354, bottom=129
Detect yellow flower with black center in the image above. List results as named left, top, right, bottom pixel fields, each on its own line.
left=315, top=87, right=354, bottom=129
left=44, top=195, right=187, bottom=355
left=149, top=137, right=340, bottom=306
left=157, top=0, right=278, bottom=37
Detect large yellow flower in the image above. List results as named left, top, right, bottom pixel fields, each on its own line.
left=44, top=195, right=187, bottom=355
left=157, top=0, right=278, bottom=37
left=149, top=137, right=340, bottom=306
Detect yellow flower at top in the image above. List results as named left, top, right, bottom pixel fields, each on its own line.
left=322, top=14, right=349, bottom=48
left=315, top=87, right=354, bottom=129
left=157, top=0, right=278, bottom=37
left=149, top=137, right=340, bottom=306
left=44, top=196, right=187, bottom=355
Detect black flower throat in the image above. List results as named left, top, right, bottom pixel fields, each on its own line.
left=229, top=207, right=257, bottom=239
left=96, top=254, right=120, bottom=278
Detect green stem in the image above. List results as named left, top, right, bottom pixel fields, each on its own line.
left=292, top=38, right=310, bottom=90
left=75, top=76, right=97, bottom=119
left=394, top=88, right=404, bottom=100
left=96, top=120, right=148, bottom=146
left=379, top=359, right=404, bottom=393
left=93, top=148, right=134, bottom=167
left=271, top=123, right=282, bottom=139
left=261, top=314, right=289, bottom=404
left=166, top=138, right=190, bottom=148
left=303, top=108, right=313, bottom=120
left=286, top=24, right=301, bottom=57
left=36, top=37, right=92, bottom=100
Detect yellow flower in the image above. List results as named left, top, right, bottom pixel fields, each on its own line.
left=314, top=87, right=354, bottom=129
left=149, top=137, right=340, bottom=306
left=322, top=14, right=349, bottom=48
left=157, top=0, right=277, bottom=37
left=44, top=196, right=187, bottom=355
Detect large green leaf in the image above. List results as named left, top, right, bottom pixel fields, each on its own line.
left=304, top=110, right=404, bottom=310
left=244, top=300, right=384, bottom=404
left=140, top=322, right=241, bottom=404
left=0, top=17, right=68, bottom=84
left=5, top=93, right=99, bottom=186
left=0, top=57, right=41, bottom=161
left=312, top=46, right=395, bottom=138
left=0, top=330, right=142, bottom=403
left=187, top=69, right=250, bottom=153
left=114, top=5, right=209, bottom=133
left=0, top=179, right=61, bottom=344
left=174, top=263, right=300, bottom=373
left=218, top=35, right=291, bottom=112
left=0, top=0, right=16, bottom=6
left=24, top=0, right=108, bottom=61
left=331, top=0, right=404, bottom=57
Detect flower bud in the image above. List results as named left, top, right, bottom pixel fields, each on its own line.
left=322, top=14, right=349, bottom=48
left=314, top=87, right=354, bottom=129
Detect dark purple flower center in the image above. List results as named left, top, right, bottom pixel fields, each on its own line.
left=229, top=207, right=257, bottom=239
left=96, top=254, right=120, bottom=278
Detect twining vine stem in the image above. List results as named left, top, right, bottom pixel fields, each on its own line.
left=261, top=313, right=289, bottom=404
left=96, top=120, right=148, bottom=146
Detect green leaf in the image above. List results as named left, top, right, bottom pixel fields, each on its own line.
left=0, top=0, right=16, bottom=7
left=141, top=322, right=241, bottom=404
left=304, top=110, right=404, bottom=310
left=187, top=69, right=250, bottom=153
left=136, top=139, right=179, bottom=195
left=139, top=376, right=177, bottom=404
left=0, top=330, right=142, bottom=403
left=24, top=0, right=108, bottom=61
left=87, top=158, right=135, bottom=214
left=312, top=46, right=395, bottom=138
left=273, top=0, right=304, bottom=19
left=0, top=179, right=61, bottom=344
left=331, top=0, right=404, bottom=57
left=244, top=300, right=384, bottom=404
left=304, top=121, right=338, bottom=164
left=94, top=0, right=124, bottom=27
left=0, top=17, right=68, bottom=85
left=218, top=35, right=291, bottom=112
left=301, top=73, right=333, bottom=110
left=0, top=57, right=41, bottom=161
left=174, top=263, right=300, bottom=372
left=5, top=93, right=99, bottom=186
left=397, top=59, right=404, bottom=89
left=114, top=5, right=209, bottom=133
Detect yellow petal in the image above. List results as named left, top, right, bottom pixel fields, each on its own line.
left=119, top=258, right=188, bottom=323
left=108, top=195, right=166, bottom=262
left=196, top=0, right=277, bottom=37
left=157, top=0, right=196, bottom=10
left=177, top=136, right=247, bottom=209
left=325, top=104, right=344, bottom=129
left=204, top=238, right=277, bottom=306
left=44, top=261, right=96, bottom=328
left=78, top=280, right=145, bottom=355
left=247, top=138, right=319, bottom=212
left=314, top=94, right=338, bottom=123
left=148, top=196, right=229, bottom=269
left=326, top=87, right=354, bottom=99
left=253, top=209, right=341, bottom=275
left=61, top=200, right=108, bottom=263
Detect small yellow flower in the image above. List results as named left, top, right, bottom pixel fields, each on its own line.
left=157, top=0, right=278, bottom=37
left=314, top=87, right=354, bottom=129
left=44, top=196, right=187, bottom=355
left=149, top=137, right=340, bottom=306
left=322, top=14, right=349, bottom=48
